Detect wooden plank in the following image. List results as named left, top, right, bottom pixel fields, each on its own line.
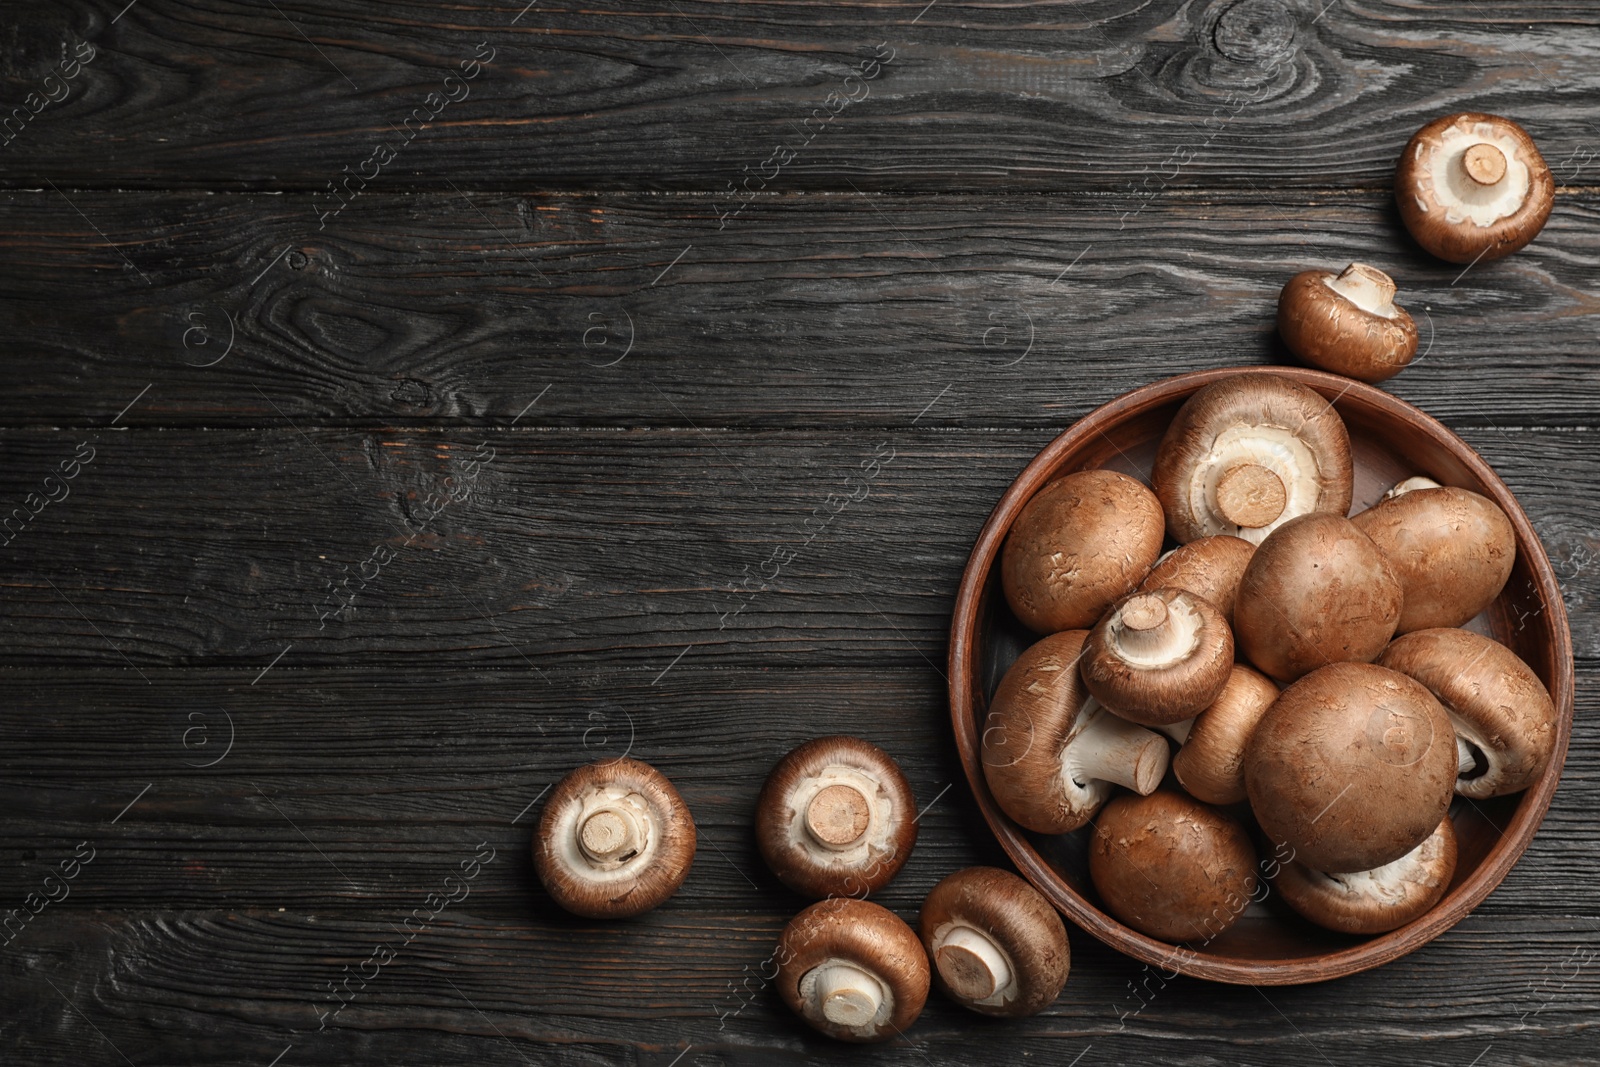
left=1, top=191, right=1599, bottom=429
left=5, top=905, right=1597, bottom=1065
left=0, top=666, right=1594, bottom=913
left=0, top=426, right=1594, bottom=668
left=2, top=2, right=1599, bottom=191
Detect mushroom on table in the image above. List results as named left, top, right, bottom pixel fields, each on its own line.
left=1396, top=111, right=1554, bottom=263
left=983, top=630, right=1169, bottom=834
left=533, top=758, right=697, bottom=919
left=1277, top=263, right=1420, bottom=383
left=775, top=897, right=929, bottom=1042
left=756, top=736, right=917, bottom=899
left=1152, top=373, right=1354, bottom=546
left=919, top=867, right=1070, bottom=1018
left=1379, top=628, right=1558, bottom=799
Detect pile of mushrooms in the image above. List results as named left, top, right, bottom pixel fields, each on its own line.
left=517, top=111, right=1564, bottom=1039
left=988, top=367, right=1557, bottom=944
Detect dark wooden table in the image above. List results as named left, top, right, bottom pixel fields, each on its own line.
left=2, top=2, right=1597, bottom=1064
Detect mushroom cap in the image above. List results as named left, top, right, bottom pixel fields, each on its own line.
left=1080, top=588, right=1235, bottom=726
left=919, top=866, right=1070, bottom=1018
left=982, top=630, right=1170, bottom=834
left=776, top=897, right=930, bottom=1042
left=1152, top=373, right=1354, bottom=546
left=756, top=736, right=917, bottom=899
left=1396, top=112, right=1554, bottom=264
left=1171, top=664, right=1281, bottom=806
left=1246, top=662, right=1457, bottom=873
left=533, top=758, right=697, bottom=919
left=1138, top=535, right=1255, bottom=624
left=1277, top=264, right=1420, bottom=383
left=1234, top=513, right=1404, bottom=683
left=1273, top=815, right=1457, bottom=935
left=1379, top=628, right=1558, bottom=799
left=1089, top=790, right=1258, bottom=944
left=1001, top=469, right=1165, bottom=633
left=1351, top=481, right=1516, bottom=634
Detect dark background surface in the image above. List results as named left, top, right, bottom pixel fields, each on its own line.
left=1, top=2, right=1597, bottom=1064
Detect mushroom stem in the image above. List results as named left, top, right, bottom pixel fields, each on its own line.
left=1382, top=475, right=1442, bottom=501
left=577, top=803, right=649, bottom=865
left=1462, top=143, right=1507, bottom=187
left=1215, top=463, right=1287, bottom=529
left=1156, top=718, right=1194, bottom=745
left=934, top=926, right=1013, bottom=1002
left=804, top=783, right=872, bottom=850
left=807, top=962, right=885, bottom=1027
left=1457, top=735, right=1478, bottom=777
left=1110, top=594, right=1201, bottom=667
left=1327, top=263, right=1398, bottom=316
left=1063, top=706, right=1168, bottom=795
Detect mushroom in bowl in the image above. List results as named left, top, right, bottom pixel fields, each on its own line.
left=1079, top=587, right=1235, bottom=727
left=1245, top=662, right=1457, bottom=873
left=1001, top=468, right=1165, bottom=633
left=1352, top=476, right=1516, bottom=634
left=756, top=736, right=917, bottom=899
left=1277, top=263, right=1419, bottom=383
left=1139, top=534, right=1255, bottom=624
left=1272, top=816, right=1458, bottom=935
left=534, top=758, right=697, bottom=919
left=1170, top=664, right=1280, bottom=806
left=982, top=630, right=1169, bottom=834
left=919, top=866, right=1070, bottom=1018
left=1396, top=112, right=1554, bottom=264
left=1379, top=628, right=1558, bottom=799
left=1152, top=373, right=1353, bottom=546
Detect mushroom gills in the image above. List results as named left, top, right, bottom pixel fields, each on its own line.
left=931, top=923, right=1016, bottom=1005
left=1062, top=703, right=1168, bottom=795
left=1110, top=594, right=1202, bottom=668
left=1422, top=123, right=1532, bottom=225
left=800, top=959, right=889, bottom=1029
left=1190, top=425, right=1323, bottom=543
left=1324, top=264, right=1399, bottom=318
left=1307, top=829, right=1448, bottom=906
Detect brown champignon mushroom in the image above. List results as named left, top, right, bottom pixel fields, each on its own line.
left=1273, top=815, right=1457, bottom=935
left=1351, top=476, right=1517, bottom=634
left=1234, top=513, right=1404, bottom=682
left=1079, top=588, right=1235, bottom=726
left=1245, top=662, right=1457, bottom=873
left=1089, top=790, right=1258, bottom=944
left=1001, top=468, right=1165, bottom=633
left=1396, top=112, right=1554, bottom=264
left=533, top=758, right=696, bottom=919
left=982, top=630, right=1169, bottom=834
left=775, top=897, right=929, bottom=1042
left=756, top=737, right=917, bottom=899
left=1152, top=373, right=1354, bottom=546
left=919, top=867, right=1070, bottom=1018
left=1379, top=628, right=1559, bottom=799
left=1170, top=664, right=1280, bottom=806
left=1277, top=263, right=1420, bottom=383
left=1138, top=535, right=1255, bottom=624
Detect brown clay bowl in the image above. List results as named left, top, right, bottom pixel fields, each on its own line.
left=948, top=367, right=1575, bottom=985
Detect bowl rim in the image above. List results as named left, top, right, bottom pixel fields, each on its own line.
left=946, top=366, right=1576, bottom=985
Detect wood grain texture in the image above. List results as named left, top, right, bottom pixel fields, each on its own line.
left=5, top=906, right=1599, bottom=1065
left=0, top=426, right=1593, bottom=669
left=1, top=190, right=1599, bottom=429
left=2, top=2, right=1600, bottom=191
